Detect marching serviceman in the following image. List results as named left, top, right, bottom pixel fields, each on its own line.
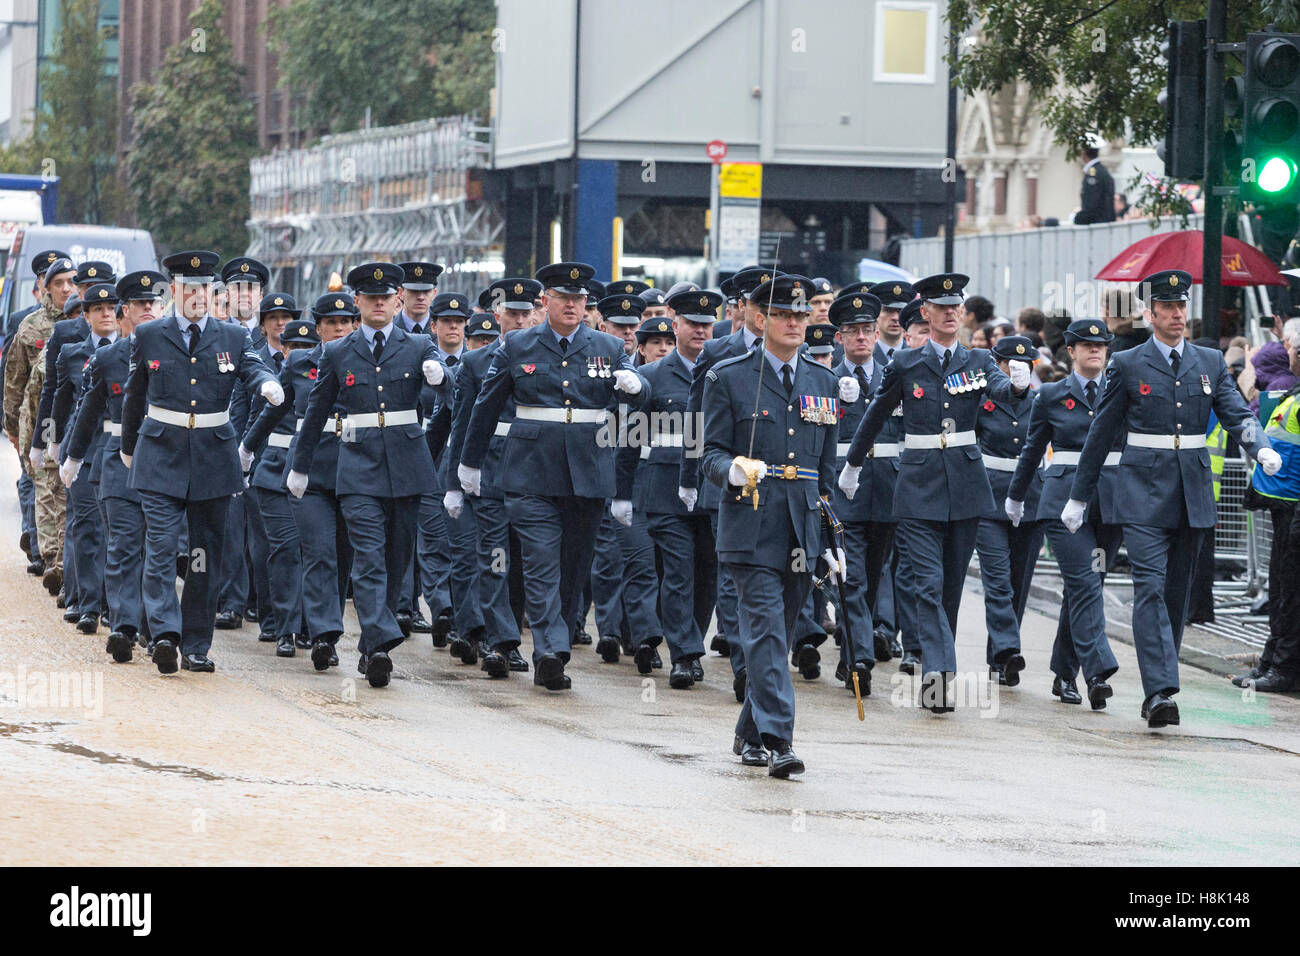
left=891, top=298, right=929, bottom=674
left=120, top=250, right=283, bottom=676
left=869, top=281, right=913, bottom=366
left=60, top=270, right=165, bottom=663
left=700, top=273, right=840, bottom=777
left=839, top=273, right=1032, bottom=713
left=1066, top=270, right=1281, bottom=727
left=287, top=262, right=449, bottom=688
left=458, top=262, right=650, bottom=692
left=1006, top=319, right=1123, bottom=708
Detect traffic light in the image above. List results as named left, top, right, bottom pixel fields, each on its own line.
left=1157, top=20, right=1206, bottom=181
left=1241, top=31, right=1300, bottom=203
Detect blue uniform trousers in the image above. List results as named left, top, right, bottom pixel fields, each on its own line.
left=707, top=510, right=745, bottom=677
left=1045, top=519, right=1121, bottom=683
left=138, top=491, right=229, bottom=655
left=974, top=518, right=1042, bottom=664
left=103, top=495, right=146, bottom=636
left=243, top=487, right=272, bottom=632
left=1124, top=521, right=1203, bottom=699
left=67, top=470, right=105, bottom=615
left=408, top=492, right=451, bottom=617
left=619, top=511, right=662, bottom=647
left=589, top=511, right=625, bottom=638
left=468, top=495, right=519, bottom=650
left=443, top=492, right=484, bottom=637
left=340, top=493, right=418, bottom=656
left=895, top=517, right=979, bottom=674
left=249, top=486, right=303, bottom=640
left=17, top=463, right=37, bottom=559
left=838, top=520, right=880, bottom=670
left=894, top=540, right=921, bottom=653
left=218, top=491, right=249, bottom=616
left=876, top=552, right=897, bottom=634
left=290, top=488, right=346, bottom=642
left=645, top=511, right=715, bottom=663
left=504, top=493, right=603, bottom=663
left=729, top=563, right=809, bottom=743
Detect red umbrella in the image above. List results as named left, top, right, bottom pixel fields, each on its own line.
left=1095, top=230, right=1286, bottom=286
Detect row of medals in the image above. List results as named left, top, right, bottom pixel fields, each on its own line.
left=588, top=357, right=611, bottom=378
left=945, top=369, right=987, bottom=394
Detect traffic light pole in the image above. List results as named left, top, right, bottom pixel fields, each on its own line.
left=1202, top=0, right=1227, bottom=342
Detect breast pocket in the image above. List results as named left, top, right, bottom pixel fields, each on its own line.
left=386, top=366, right=419, bottom=404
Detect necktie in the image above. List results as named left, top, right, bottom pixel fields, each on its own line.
left=98, top=337, right=110, bottom=349
left=942, top=348, right=951, bottom=372
left=411, top=323, right=422, bottom=337
left=1170, top=349, right=1180, bottom=374
left=781, top=363, right=793, bottom=396
left=886, top=347, right=894, bottom=360
left=445, top=353, right=458, bottom=366
left=187, top=323, right=200, bottom=355
left=373, top=330, right=385, bottom=361
left=273, top=352, right=283, bottom=371
left=1085, top=380, right=1097, bottom=408
left=559, top=337, right=569, bottom=354
left=855, top=366, right=869, bottom=396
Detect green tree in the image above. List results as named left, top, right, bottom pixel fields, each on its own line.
left=266, top=0, right=494, bottom=135
left=0, top=0, right=124, bottom=223
left=126, top=0, right=259, bottom=258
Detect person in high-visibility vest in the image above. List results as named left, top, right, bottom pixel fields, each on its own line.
left=1187, top=417, right=1229, bottom=625
left=1237, top=384, right=1300, bottom=693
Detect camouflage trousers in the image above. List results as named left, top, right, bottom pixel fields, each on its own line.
left=33, top=462, right=65, bottom=572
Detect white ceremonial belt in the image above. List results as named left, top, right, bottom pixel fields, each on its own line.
left=904, top=430, right=976, bottom=449
left=639, top=434, right=685, bottom=459
left=147, top=404, right=229, bottom=429
left=296, top=416, right=343, bottom=435
left=103, top=421, right=122, bottom=436
left=266, top=433, right=293, bottom=449
left=837, top=442, right=900, bottom=459
left=982, top=455, right=1020, bottom=472
left=1126, top=432, right=1207, bottom=450
left=494, top=421, right=511, bottom=437
left=346, top=409, right=419, bottom=429
left=1050, top=450, right=1121, bottom=467
left=514, top=406, right=608, bottom=424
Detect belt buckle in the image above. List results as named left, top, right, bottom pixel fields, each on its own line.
left=187, top=412, right=195, bottom=429
left=782, top=464, right=797, bottom=480
left=566, top=408, right=573, bottom=424
left=1173, top=434, right=1180, bottom=449
left=377, top=410, right=385, bottom=428
left=867, top=446, right=876, bottom=458
left=940, top=432, right=948, bottom=449
left=334, top=415, right=342, bottom=438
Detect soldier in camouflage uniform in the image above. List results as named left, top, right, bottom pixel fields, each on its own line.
left=4, top=257, right=76, bottom=594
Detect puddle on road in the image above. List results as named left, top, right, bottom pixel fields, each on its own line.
left=1072, top=727, right=1299, bottom=756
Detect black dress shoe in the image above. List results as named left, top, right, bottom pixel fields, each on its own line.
left=176, top=554, right=188, bottom=580
left=310, top=640, right=333, bottom=671
left=76, top=612, right=99, bottom=634
left=409, top=610, right=433, bottom=633
left=448, top=629, right=476, bottom=664
left=257, top=630, right=275, bottom=643
left=710, top=635, right=730, bottom=656
left=1000, top=653, right=1026, bottom=687
left=650, top=647, right=662, bottom=669
left=213, top=611, right=242, bottom=630
left=920, top=671, right=953, bottom=713
left=843, top=663, right=871, bottom=697
left=1086, top=676, right=1113, bottom=710
left=1052, top=676, right=1083, bottom=704
left=366, top=651, right=393, bottom=688
left=477, top=638, right=491, bottom=658
left=733, top=735, right=768, bottom=767
left=481, top=650, right=509, bottom=678
left=898, top=650, right=920, bottom=675
left=63, top=607, right=80, bottom=623
left=534, top=654, right=570, bottom=691
left=19, top=530, right=29, bottom=555
left=669, top=661, right=695, bottom=689
left=689, top=658, right=704, bottom=682
left=766, top=740, right=805, bottom=778
left=181, top=654, right=216, bottom=673
left=357, top=653, right=369, bottom=676
left=633, top=643, right=655, bottom=675
left=889, top=635, right=903, bottom=657
left=507, top=648, right=529, bottom=672
left=430, top=610, right=452, bottom=647
left=106, top=631, right=133, bottom=664
left=596, top=635, right=621, bottom=663
left=44, top=567, right=62, bottom=595
left=733, top=670, right=747, bottom=703
left=619, top=635, right=635, bottom=656
left=153, top=639, right=179, bottom=674
left=873, top=626, right=893, bottom=662
left=244, top=606, right=259, bottom=623
left=396, top=612, right=413, bottom=638
left=1231, top=666, right=1267, bottom=687
left=26, top=557, right=44, bottom=576
left=294, top=634, right=312, bottom=649
left=794, top=644, right=820, bottom=680
left=1144, top=693, right=1179, bottom=728
left=1246, top=667, right=1298, bottom=693
left=276, top=634, right=296, bottom=658
left=989, top=664, right=1008, bottom=686
left=571, top=625, right=593, bottom=646
left=329, top=647, right=339, bottom=667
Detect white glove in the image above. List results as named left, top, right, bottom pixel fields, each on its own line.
left=611, top=499, right=633, bottom=526
left=238, top=444, right=254, bottom=473
left=443, top=489, right=465, bottom=519
left=59, top=458, right=81, bottom=487
left=1061, top=498, right=1086, bottom=534
left=612, top=369, right=642, bottom=394
left=1258, top=448, right=1283, bottom=476
left=838, top=375, right=860, bottom=404
left=1008, top=362, right=1031, bottom=389
left=677, top=486, right=698, bottom=512
left=821, top=547, right=847, bottom=585
left=458, top=463, right=481, bottom=496
left=1004, top=498, right=1024, bottom=527
left=28, top=446, right=43, bottom=469
left=838, top=462, right=861, bottom=500
left=728, top=458, right=765, bottom=486
left=120, top=451, right=133, bottom=469
left=260, top=380, right=285, bottom=406
left=423, top=359, right=445, bottom=385
left=286, top=470, right=309, bottom=498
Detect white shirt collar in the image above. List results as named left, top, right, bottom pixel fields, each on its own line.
left=360, top=321, right=395, bottom=347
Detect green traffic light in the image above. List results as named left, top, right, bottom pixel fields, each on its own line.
left=1259, top=155, right=1298, bottom=192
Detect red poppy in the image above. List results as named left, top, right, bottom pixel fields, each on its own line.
left=148, top=360, right=160, bottom=371
left=982, top=399, right=995, bottom=412
left=913, top=386, right=924, bottom=399
left=83, top=360, right=90, bottom=370
left=34, top=339, right=44, bottom=348
left=344, top=372, right=355, bottom=387
left=522, top=364, right=536, bottom=374
left=110, top=383, right=122, bottom=396
left=838, top=407, right=846, bottom=419
left=1063, top=397, right=1075, bottom=410
left=1139, top=383, right=1151, bottom=396
left=307, top=368, right=318, bottom=380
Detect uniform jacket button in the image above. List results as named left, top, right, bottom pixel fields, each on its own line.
left=377, top=385, right=383, bottom=392
left=788, top=428, right=794, bottom=436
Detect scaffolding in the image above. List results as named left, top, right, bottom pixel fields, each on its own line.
left=245, top=115, right=502, bottom=301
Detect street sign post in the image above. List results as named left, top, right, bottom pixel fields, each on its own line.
left=706, top=140, right=728, bottom=286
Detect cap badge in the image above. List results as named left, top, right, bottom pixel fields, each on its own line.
left=621, top=300, right=630, bottom=311
left=482, top=320, right=491, bottom=329
left=449, top=299, right=459, bottom=309
left=373, top=268, right=383, bottom=281
left=87, top=267, right=97, bottom=277
left=761, top=274, right=770, bottom=283
left=853, top=297, right=862, bottom=308
left=1169, top=274, right=1178, bottom=286
left=1090, top=324, right=1100, bottom=334
left=513, top=283, right=523, bottom=295
left=274, top=297, right=283, bottom=306
left=190, top=256, right=200, bottom=269
left=240, top=263, right=249, bottom=273
left=141, top=276, right=150, bottom=287
left=813, top=330, right=823, bottom=339
left=1016, top=344, right=1025, bottom=354
left=98, top=289, right=108, bottom=298
left=46, top=253, right=55, bottom=262
left=299, top=326, right=308, bottom=336
left=335, top=299, right=345, bottom=309
left=942, top=278, right=953, bottom=290
left=414, top=267, right=423, bottom=276
left=624, top=284, right=633, bottom=293
left=893, top=285, right=901, bottom=294
left=657, top=322, right=668, bottom=332
left=569, top=267, right=580, bottom=280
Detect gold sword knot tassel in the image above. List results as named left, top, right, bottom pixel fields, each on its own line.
left=733, top=456, right=766, bottom=510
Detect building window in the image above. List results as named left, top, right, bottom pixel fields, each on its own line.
left=873, top=1, right=937, bottom=85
